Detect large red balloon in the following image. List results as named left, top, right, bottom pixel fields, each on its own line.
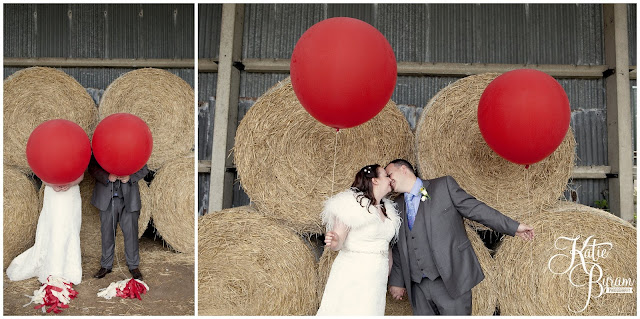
left=92, top=113, right=153, bottom=176
left=26, top=119, right=91, bottom=184
left=290, top=17, right=397, bottom=129
left=478, top=69, right=571, bottom=166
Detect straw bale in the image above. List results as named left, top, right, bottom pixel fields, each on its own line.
left=316, top=224, right=497, bottom=315
left=37, top=173, right=151, bottom=260
left=98, top=68, right=194, bottom=171
left=234, top=77, right=415, bottom=234
left=495, top=202, right=636, bottom=315
left=384, top=291, right=413, bottom=315
left=150, top=157, right=194, bottom=254
left=198, top=208, right=318, bottom=315
left=3, top=67, right=98, bottom=170
left=415, top=73, right=575, bottom=229
left=3, top=167, right=40, bottom=269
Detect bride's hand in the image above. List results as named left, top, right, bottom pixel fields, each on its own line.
left=324, top=231, right=340, bottom=250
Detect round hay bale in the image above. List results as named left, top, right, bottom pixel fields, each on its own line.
left=98, top=68, right=194, bottom=171
left=151, top=157, right=194, bottom=254
left=3, top=67, right=98, bottom=170
left=234, top=77, right=415, bottom=234
left=198, top=208, right=318, bottom=315
left=3, top=167, right=40, bottom=269
left=495, top=203, right=637, bottom=315
left=316, top=224, right=497, bottom=315
left=37, top=173, right=150, bottom=260
left=415, top=73, right=575, bottom=229
left=384, top=291, right=413, bottom=315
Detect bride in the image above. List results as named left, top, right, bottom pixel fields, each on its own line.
left=317, top=164, right=400, bottom=316
left=6, top=174, right=83, bottom=285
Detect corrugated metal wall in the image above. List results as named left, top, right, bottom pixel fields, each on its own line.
left=3, top=4, right=194, bottom=89
left=198, top=3, right=636, bottom=212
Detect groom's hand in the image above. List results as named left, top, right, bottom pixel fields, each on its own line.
left=515, top=223, right=535, bottom=241
left=389, top=286, right=406, bottom=300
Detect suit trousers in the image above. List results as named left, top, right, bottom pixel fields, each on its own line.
left=411, top=277, right=472, bottom=315
left=100, top=197, right=140, bottom=270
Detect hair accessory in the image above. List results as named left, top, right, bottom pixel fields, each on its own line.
left=363, top=166, right=371, bottom=174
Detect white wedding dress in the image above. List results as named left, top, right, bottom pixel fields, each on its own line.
left=7, top=185, right=82, bottom=285
left=317, top=190, right=401, bottom=316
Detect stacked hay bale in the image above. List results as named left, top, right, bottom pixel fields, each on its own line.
left=198, top=207, right=318, bottom=315
left=3, top=167, right=40, bottom=269
left=495, top=202, right=636, bottom=315
left=200, top=77, right=416, bottom=314
left=99, top=68, right=195, bottom=254
left=234, top=77, right=415, bottom=235
left=3, top=67, right=98, bottom=268
left=151, top=157, right=194, bottom=254
left=98, top=68, right=194, bottom=171
left=415, top=73, right=575, bottom=228
left=414, top=72, right=635, bottom=316
left=3, top=67, right=98, bottom=171
left=4, top=67, right=193, bottom=277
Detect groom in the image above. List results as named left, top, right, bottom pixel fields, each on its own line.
left=385, top=159, right=534, bottom=315
left=89, top=156, right=149, bottom=280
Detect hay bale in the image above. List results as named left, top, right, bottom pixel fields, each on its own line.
left=38, top=173, right=151, bottom=260
left=384, top=291, right=413, bottom=315
left=151, top=157, right=194, bottom=254
left=3, top=67, right=98, bottom=170
left=495, top=203, right=637, bottom=315
left=3, top=167, right=40, bottom=269
left=198, top=208, right=318, bottom=315
left=316, top=225, right=497, bottom=315
left=98, top=68, right=194, bottom=171
left=415, top=73, right=575, bottom=229
left=234, top=77, right=415, bottom=234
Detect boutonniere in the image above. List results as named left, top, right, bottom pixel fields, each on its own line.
left=419, top=187, right=430, bottom=202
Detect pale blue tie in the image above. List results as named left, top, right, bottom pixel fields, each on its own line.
left=407, top=194, right=417, bottom=230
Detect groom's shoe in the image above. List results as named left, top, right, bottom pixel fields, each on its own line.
left=129, top=268, right=143, bottom=280
left=93, top=267, right=112, bottom=279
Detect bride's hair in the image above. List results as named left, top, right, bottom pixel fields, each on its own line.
left=350, top=164, right=387, bottom=217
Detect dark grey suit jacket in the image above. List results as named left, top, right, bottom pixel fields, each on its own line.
left=388, top=175, right=519, bottom=302
left=88, top=156, right=148, bottom=212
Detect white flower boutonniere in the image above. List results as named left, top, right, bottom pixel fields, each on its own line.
left=419, top=187, right=430, bottom=202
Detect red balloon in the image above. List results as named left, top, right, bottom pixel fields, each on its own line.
left=92, top=113, right=153, bottom=176
left=478, top=69, right=571, bottom=166
left=290, top=17, right=397, bottom=129
left=26, top=119, right=91, bottom=184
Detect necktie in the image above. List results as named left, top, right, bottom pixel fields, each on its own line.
left=407, top=194, right=417, bottom=230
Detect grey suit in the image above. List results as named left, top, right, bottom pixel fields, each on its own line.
left=388, top=175, right=519, bottom=315
left=89, top=156, right=148, bottom=270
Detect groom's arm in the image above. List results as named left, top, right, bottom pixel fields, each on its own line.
left=445, top=175, right=519, bottom=236
left=388, top=242, right=404, bottom=287
left=88, top=156, right=110, bottom=186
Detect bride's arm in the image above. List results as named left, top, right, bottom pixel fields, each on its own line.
left=324, top=218, right=349, bottom=251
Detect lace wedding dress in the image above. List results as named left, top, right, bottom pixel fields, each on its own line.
left=7, top=185, right=82, bottom=284
left=317, top=190, right=401, bottom=316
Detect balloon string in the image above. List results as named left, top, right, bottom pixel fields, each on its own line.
left=331, top=129, right=340, bottom=196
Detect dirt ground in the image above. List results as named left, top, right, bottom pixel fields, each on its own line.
left=3, top=237, right=194, bottom=316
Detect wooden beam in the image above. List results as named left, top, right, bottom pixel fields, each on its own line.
left=208, top=4, right=244, bottom=213
left=571, top=166, right=612, bottom=179
left=603, top=4, right=634, bottom=221
left=198, top=59, right=218, bottom=72
left=236, top=58, right=609, bottom=78
left=3, top=57, right=194, bottom=68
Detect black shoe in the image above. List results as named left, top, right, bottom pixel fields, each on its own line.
left=129, top=268, right=143, bottom=280
left=94, top=267, right=112, bottom=279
